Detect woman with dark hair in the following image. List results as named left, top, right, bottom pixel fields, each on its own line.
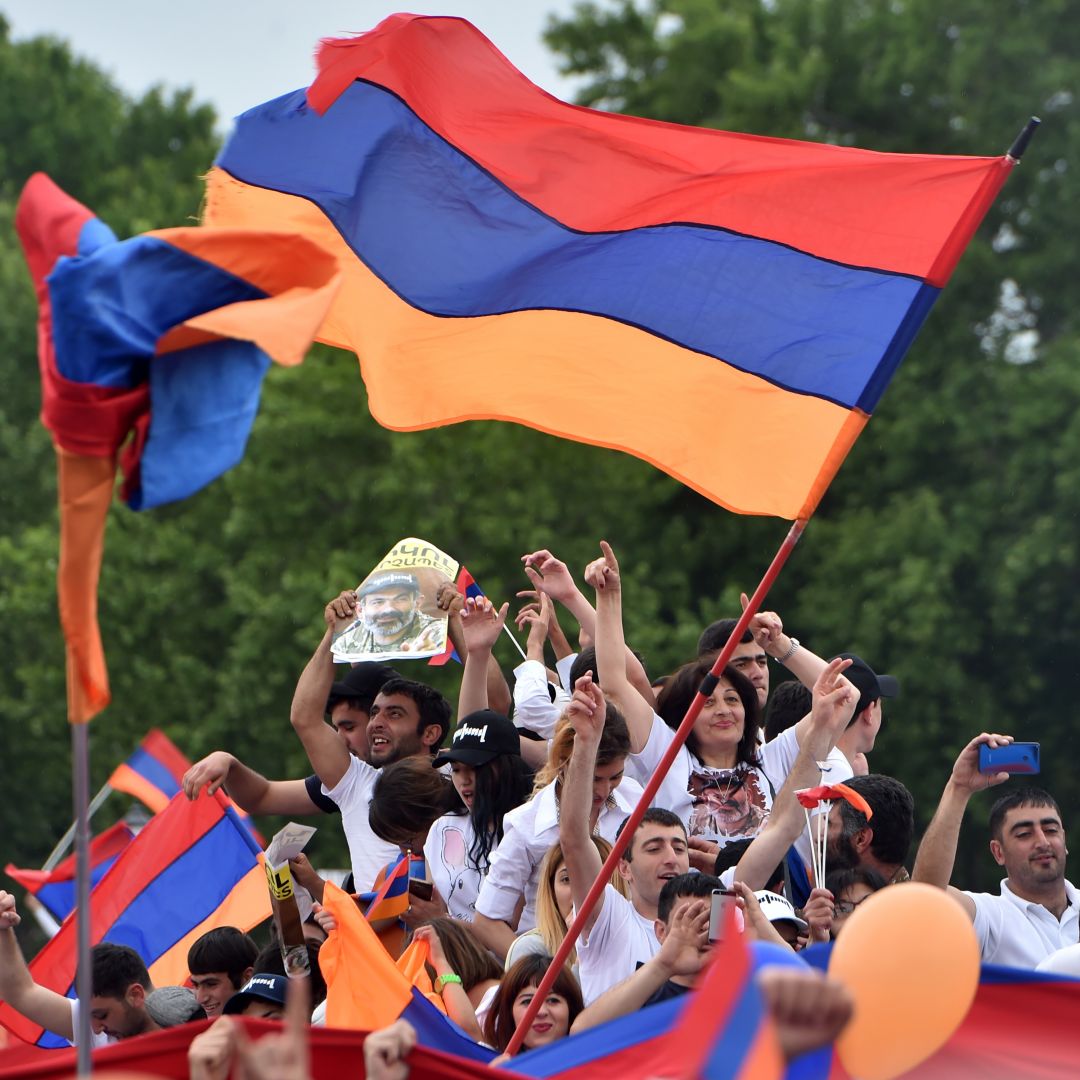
left=483, top=954, right=583, bottom=1055
left=425, top=709, right=534, bottom=921
left=586, top=542, right=837, bottom=850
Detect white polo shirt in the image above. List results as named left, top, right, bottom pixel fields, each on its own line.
left=966, top=877, right=1080, bottom=968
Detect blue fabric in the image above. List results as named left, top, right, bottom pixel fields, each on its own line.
left=125, top=746, right=181, bottom=799
left=47, top=236, right=266, bottom=388
left=218, top=82, right=933, bottom=412
left=132, top=338, right=271, bottom=510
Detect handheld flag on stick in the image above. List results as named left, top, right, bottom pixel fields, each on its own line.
left=205, top=12, right=1017, bottom=521
left=15, top=173, right=342, bottom=725
left=0, top=792, right=270, bottom=1048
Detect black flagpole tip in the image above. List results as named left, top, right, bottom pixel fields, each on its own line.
left=1007, top=117, right=1041, bottom=162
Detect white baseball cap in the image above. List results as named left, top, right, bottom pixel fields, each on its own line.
left=754, top=889, right=808, bottom=930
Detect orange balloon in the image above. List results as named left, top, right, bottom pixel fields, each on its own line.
left=829, top=882, right=980, bottom=1080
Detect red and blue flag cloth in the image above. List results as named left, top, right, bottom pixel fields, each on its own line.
left=107, top=728, right=191, bottom=814
left=355, top=851, right=426, bottom=922
left=428, top=567, right=484, bottom=667
left=3, top=823, right=133, bottom=924
left=15, top=174, right=341, bottom=724
left=205, top=12, right=1015, bottom=523
left=0, top=791, right=270, bottom=1049
left=107, top=728, right=261, bottom=844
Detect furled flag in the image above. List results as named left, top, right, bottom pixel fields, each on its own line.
left=204, top=12, right=1016, bottom=522
left=428, top=567, right=484, bottom=667
left=0, top=792, right=270, bottom=1048
left=15, top=174, right=342, bottom=724
left=4, top=823, right=133, bottom=923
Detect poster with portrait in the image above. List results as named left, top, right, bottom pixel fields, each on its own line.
left=331, top=538, right=459, bottom=662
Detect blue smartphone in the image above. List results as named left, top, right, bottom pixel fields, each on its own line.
left=978, top=742, right=1040, bottom=775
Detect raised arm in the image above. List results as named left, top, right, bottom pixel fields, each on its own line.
left=523, top=548, right=654, bottom=706
left=912, top=732, right=1013, bottom=917
left=559, top=674, right=609, bottom=936
left=581, top=542, right=654, bottom=753
left=0, top=892, right=74, bottom=1042
left=734, top=658, right=857, bottom=890
left=290, top=592, right=356, bottom=791
left=439, top=583, right=511, bottom=717
left=182, top=752, right=320, bottom=816
left=457, top=596, right=509, bottom=717
left=737, top=592, right=827, bottom=689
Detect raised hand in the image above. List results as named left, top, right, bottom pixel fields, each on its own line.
left=324, top=590, right=359, bottom=635
left=800, top=887, right=835, bottom=944
left=459, top=595, right=509, bottom=654
left=808, top=656, right=857, bottom=737
left=0, top=890, right=21, bottom=930
left=521, top=549, right=579, bottom=604
left=565, top=673, right=606, bottom=743
left=583, top=540, right=621, bottom=594
left=657, top=898, right=710, bottom=978
left=435, top=581, right=465, bottom=616
left=516, top=591, right=552, bottom=657
left=950, top=732, right=1014, bottom=794
left=757, top=968, right=853, bottom=1063
left=740, top=592, right=784, bottom=651
left=182, top=751, right=234, bottom=800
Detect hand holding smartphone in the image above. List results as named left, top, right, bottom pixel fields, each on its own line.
left=978, top=742, right=1040, bottom=775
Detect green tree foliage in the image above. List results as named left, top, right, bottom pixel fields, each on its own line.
left=2, top=4, right=1078, bottom=898
left=547, top=0, right=1080, bottom=886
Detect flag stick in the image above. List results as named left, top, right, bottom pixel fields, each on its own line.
left=42, top=781, right=113, bottom=872
left=501, top=622, right=529, bottom=662
left=505, top=518, right=808, bottom=1055
left=71, top=723, right=93, bottom=1074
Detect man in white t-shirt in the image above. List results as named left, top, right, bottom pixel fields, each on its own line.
left=0, top=892, right=158, bottom=1046
left=290, top=591, right=451, bottom=893
left=559, top=675, right=691, bottom=1004
left=914, top=732, right=1077, bottom=968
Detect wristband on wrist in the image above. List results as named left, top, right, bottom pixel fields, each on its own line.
left=775, top=636, right=800, bottom=665
left=435, top=972, right=463, bottom=992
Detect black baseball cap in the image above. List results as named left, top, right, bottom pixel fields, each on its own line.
left=835, top=654, right=899, bottom=717
left=327, top=662, right=400, bottom=711
left=222, top=973, right=288, bottom=1015
left=432, top=710, right=521, bottom=767
left=357, top=572, right=420, bottom=599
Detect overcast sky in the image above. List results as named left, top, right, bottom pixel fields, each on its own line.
left=2, top=1, right=581, bottom=128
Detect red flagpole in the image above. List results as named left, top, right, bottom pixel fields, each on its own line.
left=505, top=518, right=808, bottom=1056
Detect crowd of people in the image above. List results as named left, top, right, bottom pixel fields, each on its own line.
left=0, top=541, right=1075, bottom=1076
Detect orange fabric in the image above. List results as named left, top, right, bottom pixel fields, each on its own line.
left=55, top=446, right=113, bottom=724
left=204, top=171, right=865, bottom=519
left=106, top=764, right=170, bottom=813
left=318, top=881, right=414, bottom=1029
left=147, top=865, right=271, bottom=987
left=148, top=228, right=343, bottom=367
left=397, top=938, right=445, bottom=1012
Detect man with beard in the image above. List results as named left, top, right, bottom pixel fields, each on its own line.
left=913, top=733, right=1077, bottom=968
left=291, top=591, right=452, bottom=892
left=824, top=774, right=915, bottom=884
left=333, top=573, right=445, bottom=657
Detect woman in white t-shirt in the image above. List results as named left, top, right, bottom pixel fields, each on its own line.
left=424, top=709, right=533, bottom=921
left=587, top=542, right=820, bottom=849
